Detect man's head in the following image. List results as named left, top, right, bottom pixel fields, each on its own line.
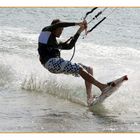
left=51, top=19, right=63, bottom=38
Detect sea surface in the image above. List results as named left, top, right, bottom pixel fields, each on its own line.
left=0, top=8, right=140, bottom=132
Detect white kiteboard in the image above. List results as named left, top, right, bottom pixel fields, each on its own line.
left=91, top=75, right=128, bottom=106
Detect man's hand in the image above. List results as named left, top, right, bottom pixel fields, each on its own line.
left=77, top=20, right=88, bottom=34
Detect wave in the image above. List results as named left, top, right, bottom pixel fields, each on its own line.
left=0, top=26, right=38, bottom=58
left=21, top=74, right=87, bottom=106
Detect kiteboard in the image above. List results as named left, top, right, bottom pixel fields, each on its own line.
left=90, top=75, right=128, bottom=106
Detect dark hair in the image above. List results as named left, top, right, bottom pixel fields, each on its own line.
left=51, top=19, right=60, bottom=25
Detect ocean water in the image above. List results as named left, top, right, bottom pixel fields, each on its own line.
left=0, top=7, right=140, bottom=132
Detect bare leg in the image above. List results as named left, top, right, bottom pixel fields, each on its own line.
left=79, top=67, right=107, bottom=92
left=84, top=67, right=93, bottom=101
left=79, top=66, right=108, bottom=106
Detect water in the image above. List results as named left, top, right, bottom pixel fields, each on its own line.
left=0, top=8, right=140, bottom=132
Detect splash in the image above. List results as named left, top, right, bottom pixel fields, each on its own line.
left=21, top=74, right=87, bottom=106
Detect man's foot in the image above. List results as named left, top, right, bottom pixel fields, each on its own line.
left=107, top=81, right=116, bottom=87
left=87, top=96, right=96, bottom=106
left=101, top=85, right=114, bottom=96
left=100, top=81, right=116, bottom=94
left=100, top=84, right=108, bottom=92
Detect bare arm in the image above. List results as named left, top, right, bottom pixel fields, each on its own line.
left=42, top=22, right=82, bottom=31
left=59, top=20, right=87, bottom=50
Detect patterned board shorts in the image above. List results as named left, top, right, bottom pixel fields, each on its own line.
left=44, top=58, right=89, bottom=77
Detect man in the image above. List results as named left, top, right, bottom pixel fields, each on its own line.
left=38, top=19, right=110, bottom=106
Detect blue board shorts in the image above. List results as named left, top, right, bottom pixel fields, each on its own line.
left=44, top=58, right=88, bottom=77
